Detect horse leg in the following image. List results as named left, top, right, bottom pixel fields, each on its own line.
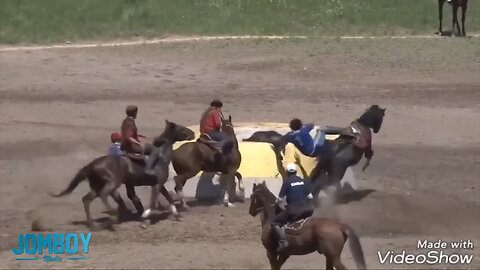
left=461, top=4, right=467, bottom=36
left=234, top=172, right=246, bottom=203
left=174, top=171, right=198, bottom=210
left=222, top=173, right=236, bottom=207
left=266, top=251, right=279, bottom=270
left=451, top=4, right=459, bottom=36
left=438, top=0, right=445, bottom=35
left=101, top=196, right=116, bottom=215
left=276, top=254, right=289, bottom=269
left=82, top=190, right=98, bottom=230
left=126, top=185, right=144, bottom=216
left=110, top=190, right=128, bottom=223
left=325, top=255, right=334, bottom=270
left=142, top=183, right=160, bottom=218
left=327, top=162, right=349, bottom=204
left=159, top=185, right=181, bottom=220
left=98, top=181, right=122, bottom=229
left=333, top=259, right=347, bottom=270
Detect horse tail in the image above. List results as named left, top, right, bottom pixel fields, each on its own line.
left=342, top=224, right=366, bottom=270
left=234, top=171, right=242, bottom=181
left=49, top=164, right=90, bottom=197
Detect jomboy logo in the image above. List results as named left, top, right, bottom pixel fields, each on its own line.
left=13, top=233, right=92, bottom=262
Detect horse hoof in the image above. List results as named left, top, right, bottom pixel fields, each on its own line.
left=224, top=202, right=234, bottom=207
left=141, top=209, right=151, bottom=218
left=140, top=219, right=151, bottom=229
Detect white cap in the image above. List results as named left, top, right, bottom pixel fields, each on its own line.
left=286, top=163, right=297, bottom=173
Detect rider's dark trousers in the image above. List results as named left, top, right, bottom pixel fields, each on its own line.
left=271, top=200, right=314, bottom=226
left=206, top=131, right=233, bottom=153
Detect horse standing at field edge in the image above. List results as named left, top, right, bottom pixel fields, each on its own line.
left=437, top=0, right=469, bottom=37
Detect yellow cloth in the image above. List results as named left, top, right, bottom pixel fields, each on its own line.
left=282, top=142, right=318, bottom=178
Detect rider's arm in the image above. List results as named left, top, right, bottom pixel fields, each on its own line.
left=302, top=124, right=315, bottom=133
left=213, top=109, right=222, bottom=130
left=305, top=178, right=314, bottom=199
left=123, top=121, right=141, bottom=145
left=278, top=179, right=288, bottom=202
left=129, top=137, right=141, bottom=145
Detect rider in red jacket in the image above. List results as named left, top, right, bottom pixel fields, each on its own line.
left=120, top=105, right=155, bottom=175
left=199, top=99, right=232, bottom=155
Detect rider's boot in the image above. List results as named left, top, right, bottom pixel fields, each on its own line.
left=272, top=224, right=289, bottom=253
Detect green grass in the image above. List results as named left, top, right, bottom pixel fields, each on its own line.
left=1, top=0, right=479, bottom=44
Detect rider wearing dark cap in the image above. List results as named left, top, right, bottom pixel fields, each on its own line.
left=271, top=163, right=314, bottom=253
left=199, top=99, right=232, bottom=157
left=120, top=105, right=155, bottom=175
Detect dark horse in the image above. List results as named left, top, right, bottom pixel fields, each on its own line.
left=437, top=0, right=469, bottom=37
left=243, top=105, right=386, bottom=198
left=171, top=115, right=244, bottom=208
left=50, top=120, right=195, bottom=230
left=309, top=105, right=385, bottom=198
left=249, top=182, right=366, bottom=270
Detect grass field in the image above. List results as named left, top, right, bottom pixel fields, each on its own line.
left=0, top=0, right=479, bottom=44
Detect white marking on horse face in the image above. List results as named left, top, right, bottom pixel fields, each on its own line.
left=141, top=209, right=151, bottom=218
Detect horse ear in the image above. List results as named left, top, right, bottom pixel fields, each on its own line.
left=228, top=115, right=232, bottom=122
left=165, top=119, right=170, bottom=124
left=262, top=180, right=266, bottom=186
left=253, top=183, right=257, bottom=188
left=382, top=108, right=386, bottom=112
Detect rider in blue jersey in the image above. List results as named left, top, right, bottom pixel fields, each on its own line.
left=283, top=118, right=327, bottom=157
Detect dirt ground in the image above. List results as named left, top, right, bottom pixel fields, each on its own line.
left=0, top=37, right=479, bottom=269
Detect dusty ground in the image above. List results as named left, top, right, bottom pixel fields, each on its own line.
left=0, top=37, right=479, bottom=269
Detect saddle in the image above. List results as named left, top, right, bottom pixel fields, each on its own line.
left=284, top=217, right=311, bottom=235
left=197, top=133, right=221, bottom=151
left=323, top=124, right=370, bottom=149
left=323, top=125, right=357, bottom=138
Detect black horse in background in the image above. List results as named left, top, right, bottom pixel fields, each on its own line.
left=243, top=105, right=386, bottom=199
left=436, top=0, right=469, bottom=37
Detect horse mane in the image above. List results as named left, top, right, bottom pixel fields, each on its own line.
left=255, top=183, right=277, bottom=204
left=152, top=121, right=177, bottom=146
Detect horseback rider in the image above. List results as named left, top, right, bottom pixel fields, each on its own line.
left=284, top=118, right=327, bottom=157
left=108, top=132, right=125, bottom=156
left=120, top=105, right=155, bottom=175
left=199, top=99, right=232, bottom=158
left=271, top=163, right=314, bottom=253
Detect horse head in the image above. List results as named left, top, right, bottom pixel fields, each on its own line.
left=221, top=114, right=236, bottom=136
left=155, top=120, right=195, bottom=145
left=360, top=105, right=386, bottom=133
left=249, top=181, right=276, bottom=217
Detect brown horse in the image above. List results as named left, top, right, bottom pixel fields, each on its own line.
left=437, top=0, right=469, bottom=37
left=50, top=120, right=195, bottom=230
left=249, top=182, right=366, bottom=270
left=171, top=115, right=244, bottom=208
